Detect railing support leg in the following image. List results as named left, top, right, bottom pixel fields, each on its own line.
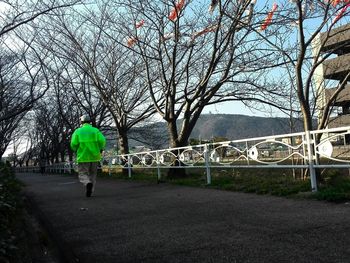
left=127, top=156, right=132, bottom=178
left=156, top=151, right=161, bottom=183
left=306, top=131, right=317, bottom=192
left=108, top=159, right=111, bottom=176
left=204, top=144, right=211, bottom=185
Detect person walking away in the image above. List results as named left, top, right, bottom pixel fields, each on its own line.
left=70, top=115, right=106, bottom=197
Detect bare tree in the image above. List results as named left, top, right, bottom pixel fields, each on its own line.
left=0, top=37, right=51, bottom=158
left=29, top=75, right=111, bottom=165
left=0, top=0, right=82, bottom=159
left=36, top=1, right=157, bottom=154
left=0, top=0, right=81, bottom=37
left=12, top=45, right=112, bottom=165
left=114, top=0, right=288, bottom=150
left=250, top=1, right=350, bottom=188
left=0, top=0, right=82, bottom=122
left=257, top=1, right=350, bottom=132
left=0, top=36, right=51, bottom=123
left=129, top=122, right=169, bottom=150
left=0, top=111, right=25, bottom=158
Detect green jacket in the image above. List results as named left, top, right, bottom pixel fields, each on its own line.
left=70, top=124, right=106, bottom=163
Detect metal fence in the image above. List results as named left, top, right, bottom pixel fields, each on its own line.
left=16, top=125, right=350, bottom=192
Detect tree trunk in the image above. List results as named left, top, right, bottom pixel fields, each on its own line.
left=166, top=121, right=188, bottom=179
left=118, top=131, right=129, bottom=154
left=118, top=130, right=130, bottom=176
left=60, top=150, right=65, bottom=162
left=167, top=120, right=180, bottom=148
left=300, top=102, right=320, bottom=187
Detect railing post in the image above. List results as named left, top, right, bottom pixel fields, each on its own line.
left=204, top=144, right=211, bottom=185
left=108, top=159, right=112, bottom=176
left=156, top=151, right=161, bottom=183
left=246, top=141, right=250, bottom=165
left=306, top=131, right=318, bottom=192
left=127, top=155, right=132, bottom=178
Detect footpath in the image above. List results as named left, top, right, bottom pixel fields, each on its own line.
left=17, top=173, right=350, bottom=263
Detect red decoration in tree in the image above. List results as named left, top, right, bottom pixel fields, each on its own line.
left=127, top=37, right=138, bottom=47
left=169, top=0, right=186, bottom=21
left=260, top=3, right=278, bottom=31
left=333, top=3, right=350, bottom=23
left=192, top=25, right=218, bottom=39
left=135, top=19, right=145, bottom=29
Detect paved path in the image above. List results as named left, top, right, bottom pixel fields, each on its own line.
left=17, top=173, right=350, bottom=263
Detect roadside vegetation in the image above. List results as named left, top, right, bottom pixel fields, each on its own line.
left=314, top=170, right=350, bottom=202
left=99, top=167, right=350, bottom=203
left=0, top=162, right=25, bottom=262
left=0, top=162, right=56, bottom=263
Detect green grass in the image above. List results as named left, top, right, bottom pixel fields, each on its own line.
left=313, top=170, right=350, bottom=202
left=100, top=166, right=350, bottom=202
left=207, top=170, right=311, bottom=197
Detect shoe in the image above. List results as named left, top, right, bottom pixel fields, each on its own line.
left=86, top=183, right=93, bottom=197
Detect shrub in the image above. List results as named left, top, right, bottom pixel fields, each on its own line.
left=0, top=162, right=23, bottom=262
left=314, top=171, right=350, bottom=202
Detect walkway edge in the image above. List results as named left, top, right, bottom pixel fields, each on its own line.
left=24, top=194, right=81, bottom=263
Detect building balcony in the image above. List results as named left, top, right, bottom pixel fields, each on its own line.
left=328, top=114, right=350, bottom=128
left=323, top=53, right=350, bottom=80
left=325, top=85, right=350, bottom=107
left=320, top=23, right=350, bottom=54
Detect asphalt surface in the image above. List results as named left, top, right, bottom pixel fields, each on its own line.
left=17, top=173, right=350, bottom=263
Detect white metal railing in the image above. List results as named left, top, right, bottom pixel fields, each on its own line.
left=15, top=165, right=40, bottom=173
left=15, top=162, right=77, bottom=174
left=16, top=126, right=350, bottom=192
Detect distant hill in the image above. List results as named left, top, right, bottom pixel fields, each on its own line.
left=127, top=114, right=307, bottom=149
left=190, top=114, right=305, bottom=141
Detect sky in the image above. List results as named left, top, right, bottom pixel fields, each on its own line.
left=3, top=1, right=350, bottom=158
left=202, top=101, right=267, bottom=116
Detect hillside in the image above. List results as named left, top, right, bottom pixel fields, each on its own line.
left=190, top=114, right=305, bottom=141
left=128, top=114, right=306, bottom=149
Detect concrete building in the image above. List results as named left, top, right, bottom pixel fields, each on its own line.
left=313, top=23, right=350, bottom=128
